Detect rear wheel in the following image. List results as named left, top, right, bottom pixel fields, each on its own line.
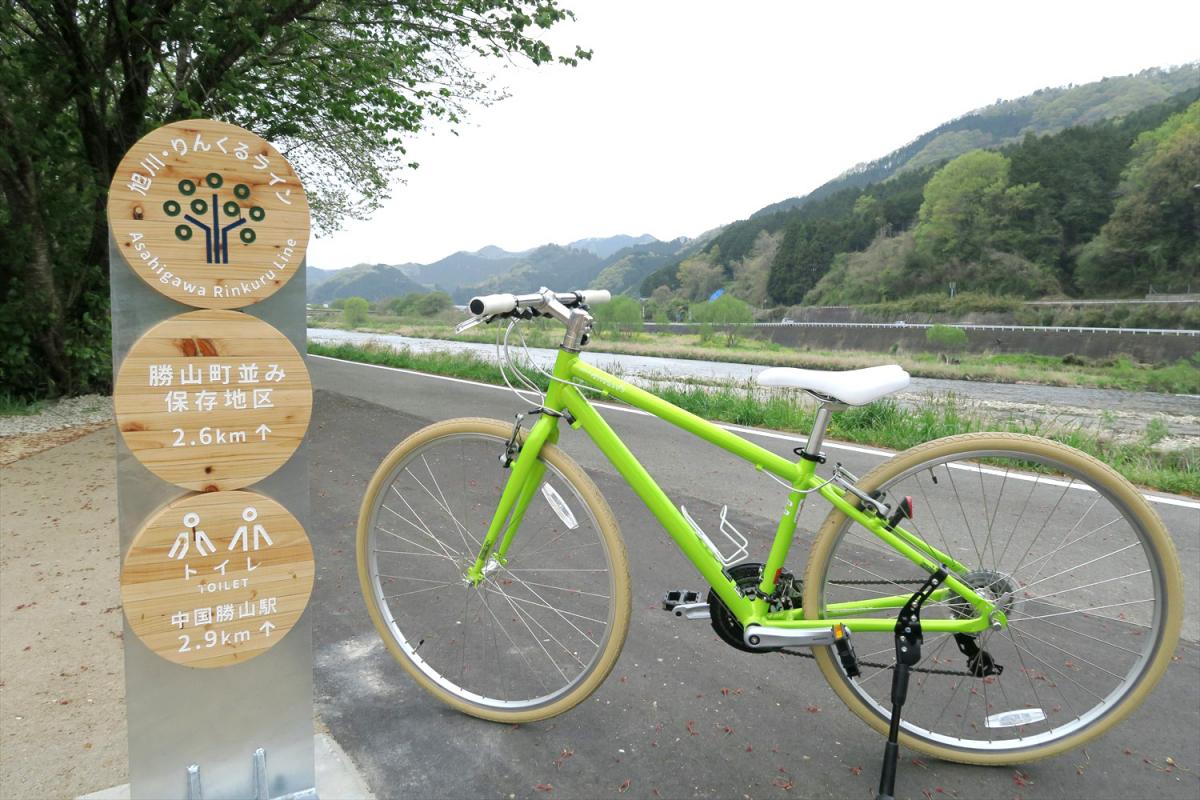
left=804, top=433, right=1182, bottom=764
left=357, top=418, right=631, bottom=722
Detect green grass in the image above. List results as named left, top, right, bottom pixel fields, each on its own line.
left=857, top=291, right=1025, bottom=316
left=0, top=394, right=47, bottom=416
left=308, top=341, right=1198, bottom=496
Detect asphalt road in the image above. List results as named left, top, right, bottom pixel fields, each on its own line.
left=307, top=355, right=1200, bottom=800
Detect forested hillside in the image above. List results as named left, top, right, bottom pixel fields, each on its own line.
left=309, top=263, right=429, bottom=304
left=750, top=64, right=1200, bottom=220
left=642, top=72, right=1200, bottom=306
left=311, top=66, right=1200, bottom=310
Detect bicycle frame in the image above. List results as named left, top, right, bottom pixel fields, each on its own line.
left=467, top=347, right=1001, bottom=636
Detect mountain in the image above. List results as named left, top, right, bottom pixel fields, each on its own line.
left=303, top=234, right=668, bottom=303
left=451, top=245, right=605, bottom=303
left=750, top=64, right=1200, bottom=221
left=308, top=263, right=429, bottom=304
left=592, top=237, right=705, bottom=295
left=306, top=266, right=337, bottom=289
left=755, top=84, right=1200, bottom=304
left=567, top=234, right=658, bottom=259
left=473, top=244, right=530, bottom=260
left=409, top=250, right=523, bottom=293
left=449, top=236, right=711, bottom=301
left=638, top=64, right=1200, bottom=303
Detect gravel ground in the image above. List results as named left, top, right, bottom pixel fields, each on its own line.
left=0, top=395, right=114, bottom=466
left=0, top=394, right=113, bottom=437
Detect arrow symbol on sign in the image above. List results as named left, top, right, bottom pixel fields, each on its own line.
left=260, top=620, right=276, bottom=637
left=256, top=424, right=271, bottom=441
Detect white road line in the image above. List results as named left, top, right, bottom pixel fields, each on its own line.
left=309, top=354, right=1200, bottom=511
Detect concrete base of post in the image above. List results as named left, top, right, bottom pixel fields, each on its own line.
left=77, top=733, right=374, bottom=800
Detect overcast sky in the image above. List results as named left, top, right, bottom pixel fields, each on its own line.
left=306, top=0, right=1200, bottom=269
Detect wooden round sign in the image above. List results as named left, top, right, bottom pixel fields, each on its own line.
left=107, top=119, right=310, bottom=308
left=114, top=310, right=312, bottom=491
left=121, top=491, right=314, bottom=668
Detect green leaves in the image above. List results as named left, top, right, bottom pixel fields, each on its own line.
left=1075, top=101, right=1200, bottom=296
left=2, top=0, right=587, bottom=399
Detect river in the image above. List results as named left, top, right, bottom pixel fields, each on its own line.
left=307, top=328, right=1199, bottom=443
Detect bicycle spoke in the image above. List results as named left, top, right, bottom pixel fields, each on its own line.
left=483, top=586, right=606, bottom=630
left=508, top=578, right=610, bottom=599
left=374, top=548, right=458, bottom=560
left=1013, top=615, right=1144, bottom=655
left=1009, top=597, right=1155, bottom=624
left=1015, top=542, right=1144, bottom=595
left=1006, top=625, right=1103, bottom=704
left=497, top=567, right=607, bottom=641
left=812, top=441, right=1175, bottom=756
left=1015, top=515, right=1121, bottom=584
left=506, top=567, right=608, bottom=573
left=385, top=489, right=462, bottom=561
left=945, top=463, right=985, bottom=567
left=378, top=573, right=458, bottom=584
left=1019, top=569, right=1150, bottom=606
left=493, top=583, right=584, bottom=673
left=414, top=456, right=482, bottom=552
left=378, top=518, right=461, bottom=560
left=1004, top=625, right=1125, bottom=681
left=479, top=585, right=544, bottom=695
left=383, top=583, right=457, bottom=599
left=362, top=426, right=624, bottom=715
left=1000, top=477, right=1073, bottom=577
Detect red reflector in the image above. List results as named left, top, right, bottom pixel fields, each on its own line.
left=905, top=495, right=914, bottom=519
left=773, top=568, right=783, bottom=584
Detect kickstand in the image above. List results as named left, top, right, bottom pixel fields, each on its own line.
left=875, top=565, right=948, bottom=800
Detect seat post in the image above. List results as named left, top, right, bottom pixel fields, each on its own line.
left=801, top=404, right=833, bottom=461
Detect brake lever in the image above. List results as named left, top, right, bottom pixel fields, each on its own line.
left=454, top=315, right=490, bottom=334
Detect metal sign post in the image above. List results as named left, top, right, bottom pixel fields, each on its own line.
left=108, top=120, right=316, bottom=799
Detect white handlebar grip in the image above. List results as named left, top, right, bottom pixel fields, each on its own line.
left=469, top=293, right=517, bottom=316
left=577, top=289, right=611, bottom=306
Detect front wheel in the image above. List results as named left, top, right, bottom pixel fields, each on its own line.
left=357, top=417, right=631, bottom=723
left=804, top=432, right=1182, bottom=765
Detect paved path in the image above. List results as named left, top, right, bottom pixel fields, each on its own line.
left=308, top=355, right=1199, bottom=800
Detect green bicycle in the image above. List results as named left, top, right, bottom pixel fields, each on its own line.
left=356, top=287, right=1182, bottom=767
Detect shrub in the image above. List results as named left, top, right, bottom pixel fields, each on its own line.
left=690, top=294, right=754, bottom=345
left=592, top=295, right=643, bottom=338
left=342, top=296, right=370, bottom=327
left=926, top=324, right=968, bottom=351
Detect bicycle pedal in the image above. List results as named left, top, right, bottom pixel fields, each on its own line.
left=833, top=623, right=861, bottom=678
left=662, top=590, right=701, bottom=611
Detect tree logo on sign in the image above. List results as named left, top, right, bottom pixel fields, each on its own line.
left=163, top=172, right=266, bottom=264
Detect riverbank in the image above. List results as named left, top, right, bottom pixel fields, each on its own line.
left=307, top=339, right=1198, bottom=496
left=309, top=315, right=1200, bottom=394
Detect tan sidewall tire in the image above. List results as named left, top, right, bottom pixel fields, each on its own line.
left=803, top=432, right=1183, bottom=765
left=356, top=417, right=632, bottom=723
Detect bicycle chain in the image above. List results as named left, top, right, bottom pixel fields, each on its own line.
left=777, top=577, right=976, bottom=677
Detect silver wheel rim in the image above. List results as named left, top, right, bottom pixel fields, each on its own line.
left=816, top=447, right=1167, bottom=753
left=365, top=431, right=618, bottom=712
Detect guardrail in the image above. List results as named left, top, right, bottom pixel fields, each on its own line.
left=646, top=322, right=1200, bottom=336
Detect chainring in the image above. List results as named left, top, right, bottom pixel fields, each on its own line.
left=709, top=563, right=767, bottom=652
left=707, top=562, right=802, bottom=653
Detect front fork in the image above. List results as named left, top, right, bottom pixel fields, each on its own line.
left=465, top=407, right=562, bottom=584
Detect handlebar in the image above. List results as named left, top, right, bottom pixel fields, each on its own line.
left=468, top=289, right=610, bottom=317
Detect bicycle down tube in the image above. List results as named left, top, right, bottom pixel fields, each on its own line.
left=467, top=348, right=1002, bottom=635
